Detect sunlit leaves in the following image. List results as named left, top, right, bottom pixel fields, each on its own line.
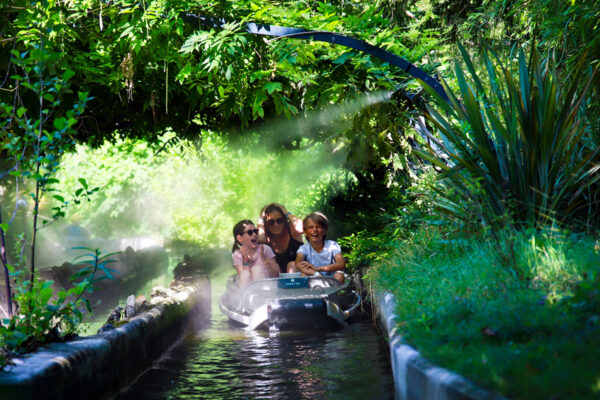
left=263, top=81, right=282, bottom=94
left=0, top=247, right=118, bottom=359
left=2, top=0, right=441, bottom=146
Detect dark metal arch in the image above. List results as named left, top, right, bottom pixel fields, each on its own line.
left=181, top=14, right=448, bottom=102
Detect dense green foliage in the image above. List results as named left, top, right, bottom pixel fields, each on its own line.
left=1, top=0, right=432, bottom=212
left=0, top=0, right=106, bottom=360
left=1, top=0, right=431, bottom=136
left=417, top=44, right=599, bottom=228
left=52, top=129, right=349, bottom=247
left=342, top=3, right=600, bottom=395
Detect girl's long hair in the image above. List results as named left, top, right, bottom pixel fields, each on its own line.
left=232, top=219, right=254, bottom=253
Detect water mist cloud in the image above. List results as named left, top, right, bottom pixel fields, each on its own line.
left=51, top=91, right=393, bottom=250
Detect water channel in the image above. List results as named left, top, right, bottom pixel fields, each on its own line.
left=98, top=260, right=394, bottom=399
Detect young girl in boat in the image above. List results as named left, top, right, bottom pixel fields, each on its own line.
left=257, top=203, right=303, bottom=273
left=295, top=212, right=346, bottom=283
left=232, top=220, right=280, bottom=288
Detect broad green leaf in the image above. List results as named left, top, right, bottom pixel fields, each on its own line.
left=263, top=82, right=282, bottom=94
left=46, top=304, right=60, bottom=312
left=53, top=117, right=68, bottom=130
left=84, top=299, right=92, bottom=314
left=333, top=52, right=353, bottom=65
left=63, top=69, right=75, bottom=81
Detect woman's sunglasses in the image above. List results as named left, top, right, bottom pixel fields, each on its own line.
left=244, top=228, right=259, bottom=236
left=266, top=218, right=285, bottom=226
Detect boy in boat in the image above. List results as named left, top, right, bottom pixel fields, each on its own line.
left=232, top=219, right=280, bottom=288
left=294, top=212, right=346, bottom=283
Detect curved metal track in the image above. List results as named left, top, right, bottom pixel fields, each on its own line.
left=181, top=14, right=448, bottom=101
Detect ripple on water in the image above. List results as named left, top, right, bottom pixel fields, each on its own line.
left=116, top=311, right=393, bottom=400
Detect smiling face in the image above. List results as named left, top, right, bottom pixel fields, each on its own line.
left=304, top=218, right=326, bottom=246
left=236, top=224, right=258, bottom=250
left=265, top=210, right=286, bottom=236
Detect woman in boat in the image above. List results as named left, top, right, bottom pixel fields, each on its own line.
left=257, top=203, right=304, bottom=274
left=232, top=220, right=280, bottom=288
left=295, top=212, right=346, bottom=283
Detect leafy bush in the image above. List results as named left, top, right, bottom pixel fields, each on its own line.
left=1, top=248, right=116, bottom=367
left=1, top=3, right=101, bottom=354
left=417, top=44, right=600, bottom=228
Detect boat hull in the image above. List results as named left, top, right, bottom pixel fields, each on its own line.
left=219, top=274, right=361, bottom=330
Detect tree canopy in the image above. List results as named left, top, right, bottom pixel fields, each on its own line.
left=2, top=1, right=435, bottom=140
left=1, top=0, right=599, bottom=223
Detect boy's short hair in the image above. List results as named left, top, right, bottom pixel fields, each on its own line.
left=303, top=212, right=329, bottom=240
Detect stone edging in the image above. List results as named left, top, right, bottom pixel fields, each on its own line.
left=376, top=292, right=507, bottom=400
left=0, top=278, right=210, bottom=400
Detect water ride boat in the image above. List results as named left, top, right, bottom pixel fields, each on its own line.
left=219, top=273, right=361, bottom=330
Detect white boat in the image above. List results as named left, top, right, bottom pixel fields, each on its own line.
left=219, top=273, right=362, bottom=330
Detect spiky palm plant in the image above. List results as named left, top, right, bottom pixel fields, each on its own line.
left=417, top=44, right=599, bottom=228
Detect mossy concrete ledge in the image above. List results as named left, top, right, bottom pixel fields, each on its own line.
left=375, top=292, right=506, bottom=400
left=0, top=277, right=210, bottom=400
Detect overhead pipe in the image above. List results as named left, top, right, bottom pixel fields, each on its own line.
left=180, top=14, right=449, bottom=102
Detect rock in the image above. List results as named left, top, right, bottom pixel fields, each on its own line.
left=38, top=262, right=77, bottom=289
left=172, top=254, right=210, bottom=283
left=97, top=323, right=115, bottom=334
left=150, top=296, right=166, bottom=305
left=125, top=295, right=136, bottom=319
left=97, top=306, right=125, bottom=333
left=107, top=306, right=124, bottom=324
left=134, top=294, right=154, bottom=314
left=134, top=295, right=147, bottom=311
left=169, top=282, right=187, bottom=291
left=151, top=286, right=175, bottom=298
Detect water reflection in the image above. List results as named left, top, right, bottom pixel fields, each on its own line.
left=116, top=306, right=393, bottom=399
left=112, top=263, right=392, bottom=399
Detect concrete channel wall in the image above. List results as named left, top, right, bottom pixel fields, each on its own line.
left=375, top=292, right=506, bottom=400
left=0, top=277, right=210, bottom=400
